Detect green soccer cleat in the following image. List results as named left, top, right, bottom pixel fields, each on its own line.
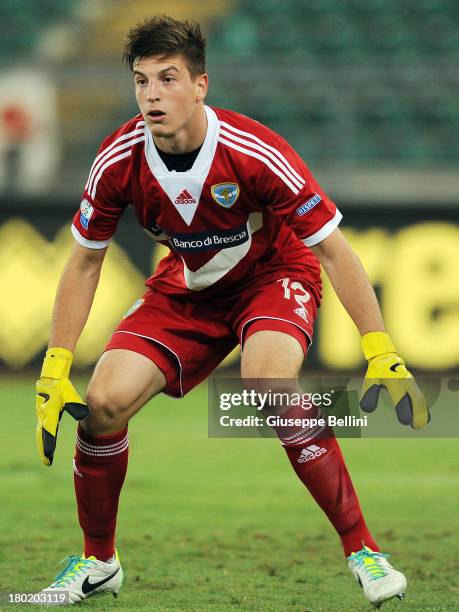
left=40, top=550, right=123, bottom=605
left=348, top=546, right=407, bottom=608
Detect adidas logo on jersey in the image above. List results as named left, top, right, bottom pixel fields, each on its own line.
left=294, top=307, right=308, bottom=322
left=175, top=189, right=196, bottom=205
left=298, top=444, right=327, bottom=463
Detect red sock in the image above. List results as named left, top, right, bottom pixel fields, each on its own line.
left=74, top=424, right=129, bottom=561
left=274, top=407, right=379, bottom=556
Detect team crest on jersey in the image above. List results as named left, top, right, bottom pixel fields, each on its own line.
left=211, top=183, right=240, bottom=208
left=122, top=298, right=144, bottom=319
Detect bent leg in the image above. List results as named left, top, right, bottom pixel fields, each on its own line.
left=75, top=348, right=166, bottom=560
left=83, top=348, right=166, bottom=435
left=242, top=328, right=379, bottom=557
left=241, top=329, right=304, bottom=379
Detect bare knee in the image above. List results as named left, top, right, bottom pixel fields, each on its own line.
left=80, top=350, right=166, bottom=435
left=82, top=386, right=131, bottom=435
left=241, top=330, right=304, bottom=380
left=240, top=378, right=302, bottom=416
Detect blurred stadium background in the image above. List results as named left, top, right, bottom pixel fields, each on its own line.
left=0, top=0, right=457, bottom=373
left=0, top=0, right=459, bottom=371
left=1, top=3, right=458, bottom=609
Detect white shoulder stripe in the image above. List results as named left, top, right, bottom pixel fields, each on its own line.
left=85, top=122, right=145, bottom=190
left=219, top=136, right=300, bottom=195
left=90, top=150, right=132, bottom=198
left=89, top=121, right=144, bottom=172
left=220, top=127, right=304, bottom=191
left=302, top=210, right=343, bottom=247
left=220, top=120, right=305, bottom=185
left=86, top=134, right=145, bottom=194
left=71, top=225, right=110, bottom=249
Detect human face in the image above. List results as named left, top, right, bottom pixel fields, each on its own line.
left=133, top=54, right=208, bottom=148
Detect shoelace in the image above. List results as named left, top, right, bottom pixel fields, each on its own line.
left=348, top=548, right=390, bottom=581
left=51, top=555, right=97, bottom=588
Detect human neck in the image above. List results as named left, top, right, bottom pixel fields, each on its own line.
left=152, top=105, right=207, bottom=154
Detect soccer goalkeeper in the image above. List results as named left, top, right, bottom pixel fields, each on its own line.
left=36, top=15, right=429, bottom=608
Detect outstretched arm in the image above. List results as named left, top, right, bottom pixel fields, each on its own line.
left=311, top=228, right=429, bottom=429
left=310, top=228, right=384, bottom=335
left=49, top=242, right=107, bottom=351
left=36, top=241, right=107, bottom=466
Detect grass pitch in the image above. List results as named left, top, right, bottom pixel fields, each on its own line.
left=0, top=377, right=458, bottom=611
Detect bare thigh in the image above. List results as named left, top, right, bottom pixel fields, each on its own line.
left=82, top=349, right=166, bottom=435
left=241, top=330, right=305, bottom=410
left=241, top=330, right=304, bottom=379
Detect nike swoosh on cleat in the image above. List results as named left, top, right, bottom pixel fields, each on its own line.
left=389, top=363, right=403, bottom=372
left=81, top=568, right=120, bottom=595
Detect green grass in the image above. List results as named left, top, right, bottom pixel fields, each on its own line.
left=0, top=377, right=458, bottom=611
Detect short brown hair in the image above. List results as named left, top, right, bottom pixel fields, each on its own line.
left=123, top=15, right=206, bottom=77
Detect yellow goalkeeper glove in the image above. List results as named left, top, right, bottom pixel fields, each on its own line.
left=360, top=332, right=430, bottom=429
left=35, top=347, right=89, bottom=466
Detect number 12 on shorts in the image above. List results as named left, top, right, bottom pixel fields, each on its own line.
left=277, top=277, right=311, bottom=323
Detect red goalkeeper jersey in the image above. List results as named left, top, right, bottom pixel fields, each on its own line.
left=72, top=106, right=342, bottom=304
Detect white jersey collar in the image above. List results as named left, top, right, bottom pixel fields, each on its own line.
left=143, top=106, right=220, bottom=226
left=144, top=105, right=219, bottom=178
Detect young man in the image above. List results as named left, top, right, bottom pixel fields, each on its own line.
left=36, top=15, right=429, bottom=607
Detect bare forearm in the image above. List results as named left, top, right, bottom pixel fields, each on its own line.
left=311, top=229, right=384, bottom=335
left=48, top=244, right=105, bottom=351
left=323, top=249, right=384, bottom=335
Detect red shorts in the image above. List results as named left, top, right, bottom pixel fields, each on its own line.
left=105, top=273, right=318, bottom=397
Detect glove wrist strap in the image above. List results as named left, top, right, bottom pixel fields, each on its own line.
left=361, top=332, right=396, bottom=361
left=40, top=347, right=74, bottom=379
